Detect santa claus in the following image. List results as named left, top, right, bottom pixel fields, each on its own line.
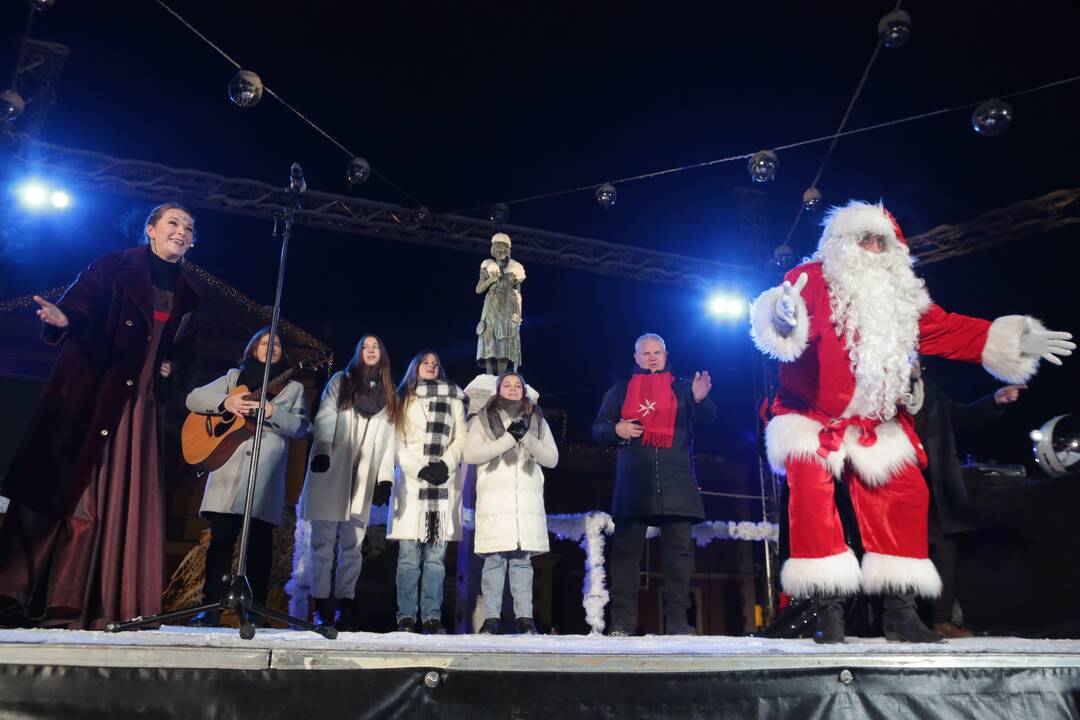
left=750, top=200, right=1074, bottom=643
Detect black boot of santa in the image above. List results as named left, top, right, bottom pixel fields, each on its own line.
left=883, top=592, right=945, bottom=643
left=812, top=596, right=846, bottom=644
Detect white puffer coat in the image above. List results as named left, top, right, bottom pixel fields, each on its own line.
left=463, top=407, right=558, bottom=554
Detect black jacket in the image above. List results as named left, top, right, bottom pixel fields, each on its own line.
left=593, top=370, right=716, bottom=520
left=913, top=376, right=1003, bottom=535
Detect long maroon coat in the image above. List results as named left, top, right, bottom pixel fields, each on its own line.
left=2, top=246, right=199, bottom=518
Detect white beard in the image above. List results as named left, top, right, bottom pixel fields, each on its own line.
left=816, top=236, right=931, bottom=420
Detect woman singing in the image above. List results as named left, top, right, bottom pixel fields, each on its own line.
left=0, top=203, right=200, bottom=629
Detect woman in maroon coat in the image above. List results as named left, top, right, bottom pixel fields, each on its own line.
left=0, top=203, right=200, bottom=629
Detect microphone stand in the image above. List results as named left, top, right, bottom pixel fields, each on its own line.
left=108, top=166, right=336, bottom=640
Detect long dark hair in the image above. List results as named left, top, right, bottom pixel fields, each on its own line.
left=484, top=370, right=533, bottom=420
left=338, top=334, right=399, bottom=422
left=240, top=326, right=290, bottom=365
left=397, top=350, right=450, bottom=398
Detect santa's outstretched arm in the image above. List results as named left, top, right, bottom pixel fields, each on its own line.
left=919, top=304, right=1075, bottom=383
left=750, top=271, right=811, bottom=362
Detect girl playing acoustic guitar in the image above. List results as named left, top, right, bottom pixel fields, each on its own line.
left=184, top=328, right=311, bottom=626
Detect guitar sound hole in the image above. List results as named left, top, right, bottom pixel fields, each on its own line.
left=214, top=415, right=236, bottom=437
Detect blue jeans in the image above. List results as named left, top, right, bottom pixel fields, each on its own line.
left=481, top=550, right=533, bottom=619
left=396, top=540, right=447, bottom=622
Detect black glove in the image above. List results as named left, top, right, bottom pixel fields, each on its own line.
left=422, top=460, right=449, bottom=486
left=309, top=454, right=330, bottom=473
left=506, top=419, right=528, bottom=441
left=371, top=481, right=392, bottom=507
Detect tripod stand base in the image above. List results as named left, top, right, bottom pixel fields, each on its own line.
left=106, top=600, right=337, bottom=639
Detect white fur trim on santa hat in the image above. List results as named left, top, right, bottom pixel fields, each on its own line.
left=780, top=549, right=861, bottom=598
left=982, top=315, right=1043, bottom=384
left=843, top=418, right=919, bottom=488
left=750, top=285, right=809, bottom=362
left=819, top=200, right=899, bottom=250
left=861, top=552, right=942, bottom=598
left=765, top=413, right=845, bottom=478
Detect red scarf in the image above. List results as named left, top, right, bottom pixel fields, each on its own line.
left=621, top=371, right=677, bottom=448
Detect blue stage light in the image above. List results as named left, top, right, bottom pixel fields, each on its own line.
left=707, top=294, right=746, bottom=319
left=18, top=182, right=48, bottom=208
left=50, top=190, right=71, bottom=209
left=14, top=181, right=72, bottom=211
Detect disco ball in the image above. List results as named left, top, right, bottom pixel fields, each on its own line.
left=878, top=10, right=912, bottom=49
left=30, top=0, right=56, bottom=11
left=1031, top=414, right=1080, bottom=478
left=802, top=187, right=823, bottom=213
left=748, top=150, right=778, bottom=183
left=0, top=89, right=25, bottom=122
left=972, top=99, right=1013, bottom=137
left=346, top=157, right=371, bottom=185
left=228, top=70, right=263, bottom=108
left=771, top=243, right=795, bottom=270
left=488, top=203, right=510, bottom=224
left=595, top=182, right=617, bottom=210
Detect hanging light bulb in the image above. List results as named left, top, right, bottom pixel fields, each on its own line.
left=227, top=70, right=263, bottom=108
left=802, top=187, right=823, bottom=213
left=346, top=157, right=372, bottom=185
left=878, top=10, right=912, bottom=48
left=0, top=89, right=25, bottom=122
left=748, top=150, right=778, bottom=183
left=971, top=99, right=1013, bottom=137
left=488, top=203, right=509, bottom=224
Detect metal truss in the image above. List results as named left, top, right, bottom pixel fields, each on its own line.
left=9, top=137, right=749, bottom=291
left=907, top=189, right=1080, bottom=265
left=11, top=39, right=70, bottom=139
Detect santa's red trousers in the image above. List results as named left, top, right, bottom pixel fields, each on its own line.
left=786, top=458, right=929, bottom=561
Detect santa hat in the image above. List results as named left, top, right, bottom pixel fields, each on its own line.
left=819, top=200, right=905, bottom=249
left=491, top=232, right=512, bottom=248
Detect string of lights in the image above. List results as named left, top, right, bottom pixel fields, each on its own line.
left=153, top=0, right=422, bottom=208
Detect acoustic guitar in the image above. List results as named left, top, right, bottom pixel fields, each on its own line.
left=181, top=352, right=329, bottom=471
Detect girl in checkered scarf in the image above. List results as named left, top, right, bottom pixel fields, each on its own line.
left=388, top=351, right=466, bottom=634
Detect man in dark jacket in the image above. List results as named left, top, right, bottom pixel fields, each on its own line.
left=593, top=333, right=716, bottom=635
left=908, top=360, right=1023, bottom=637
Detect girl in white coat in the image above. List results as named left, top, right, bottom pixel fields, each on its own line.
left=463, top=371, right=558, bottom=634
left=185, top=329, right=311, bottom=626
left=389, top=351, right=467, bottom=634
left=297, top=335, right=398, bottom=628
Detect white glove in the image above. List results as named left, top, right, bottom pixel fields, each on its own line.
left=1019, top=317, right=1075, bottom=366
left=773, top=272, right=808, bottom=332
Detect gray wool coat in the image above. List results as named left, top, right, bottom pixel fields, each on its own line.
left=186, top=369, right=311, bottom=526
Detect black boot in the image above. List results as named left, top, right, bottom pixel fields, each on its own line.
left=812, top=597, right=846, bottom=644
left=883, top=592, right=945, bottom=643
left=313, top=597, right=336, bottom=628
left=335, top=599, right=354, bottom=631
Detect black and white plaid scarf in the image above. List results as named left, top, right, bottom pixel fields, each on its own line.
left=414, top=380, right=463, bottom=544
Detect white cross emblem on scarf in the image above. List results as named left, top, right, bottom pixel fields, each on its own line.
left=638, top=398, right=656, bottom=417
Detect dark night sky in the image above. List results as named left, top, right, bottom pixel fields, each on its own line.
left=1, top=1, right=1078, bottom=483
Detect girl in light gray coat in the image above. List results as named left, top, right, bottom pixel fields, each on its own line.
left=463, top=371, right=558, bottom=635
left=185, top=328, right=311, bottom=626
left=297, top=335, right=399, bottom=629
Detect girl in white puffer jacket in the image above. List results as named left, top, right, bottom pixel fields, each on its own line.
left=463, top=371, right=558, bottom=634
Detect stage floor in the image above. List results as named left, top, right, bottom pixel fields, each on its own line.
left=1, top=627, right=1078, bottom=674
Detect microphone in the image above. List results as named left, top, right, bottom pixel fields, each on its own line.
left=288, top=162, right=307, bottom=195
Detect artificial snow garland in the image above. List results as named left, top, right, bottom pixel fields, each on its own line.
left=547, top=512, right=616, bottom=634
left=289, top=509, right=778, bottom=627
